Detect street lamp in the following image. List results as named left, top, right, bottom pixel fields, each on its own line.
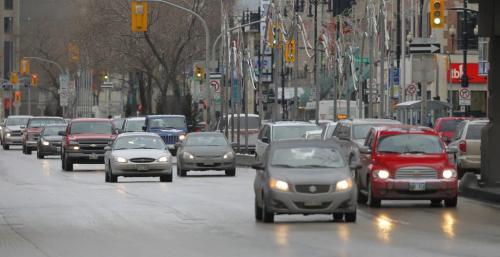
left=449, top=25, right=456, bottom=52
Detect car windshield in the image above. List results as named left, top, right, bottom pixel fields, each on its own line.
left=29, top=119, right=64, bottom=128
left=377, top=134, right=444, bottom=154
left=70, top=122, right=113, bottom=134
left=6, top=117, right=30, bottom=126
left=466, top=124, right=486, bottom=140
left=125, top=120, right=145, bottom=132
left=439, top=119, right=463, bottom=132
left=42, top=126, right=66, bottom=136
left=272, top=125, right=321, bottom=141
left=271, top=147, right=346, bottom=168
left=114, top=136, right=165, bottom=150
left=185, top=134, right=228, bottom=146
left=149, top=117, right=185, bottom=129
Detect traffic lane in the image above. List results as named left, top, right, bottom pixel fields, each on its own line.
left=1, top=152, right=500, bottom=257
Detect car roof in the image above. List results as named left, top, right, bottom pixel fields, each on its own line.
left=188, top=132, right=224, bottom=136
left=7, top=115, right=33, bottom=118
left=268, top=121, right=319, bottom=127
left=70, top=118, right=112, bottom=122
left=436, top=117, right=470, bottom=121
left=43, top=124, right=67, bottom=127
left=116, top=132, right=161, bottom=138
left=146, top=115, right=185, bottom=118
left=375, top=125, right=438, bottom=136
left=341, top=118, right=401, bottom=125
left=125, top=117, right=146, bottom=121
left=269, top=139, right=342, bottom=150
left=224, top=114, right=260, bottom=118
left=29, top=116, right=63, bottom=120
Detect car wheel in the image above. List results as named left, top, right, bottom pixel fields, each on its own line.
left=262, top=196, right=274, bottom=223
left=255, top=197, right=263, bottom=221
left=63, top=155, right=73, bottom=172
left=356, top=172, right=368, bottom=204
left=444, top=197, right=458, bottom=208
left=2, top=143, right=9, bottom=150
left=22, top=145, right=26, bottom=154
left=367, top=179, right=381, bottom=208
left=26, top=148, right=32, bottom=155
left=333, top=213, right=344, bottom=221
left=225, top=169, right=236, bottom=176
left=105, top=171, right=110, bottom=183
left=37, top=150, right=44, bottom=159
left=430, top=200, right=442, bottom=207
left=457, top=165, right=466, bottom=179
left=160, top=174, right=173, bottom=182
left=345, top=211, right=357, bottom=223
left=109, top=164, right=117, bottom=183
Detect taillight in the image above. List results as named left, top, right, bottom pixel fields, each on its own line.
left=459, top=140, right=466, bottom=153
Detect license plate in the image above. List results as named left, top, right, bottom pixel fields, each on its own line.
left=304, top=200, right=322, bottom=207
left=137, top=165, right=149, bottom=171
left=204, top=162, right=214, bottom=166
left=89, top=153, right=98, bottom=160
left=56, top=147, right=61, bottom=152
left=409, top=182, right=426, bottom=191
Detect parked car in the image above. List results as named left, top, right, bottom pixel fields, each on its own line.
left=1, top=115, right=32, bottom=150
left=60, top=118, right=118, bottom=171
left=143, top=115, right=187, bottom=156
left=104, top=132, right=173, bottom=183
left=434, top=117, right=470, bottom=144
left=448, top=119, right=488, bottom=178
left=22, top=116, right=65, bottom=155
left=253, top=140, right=358, bottom=223
left=255, top=121, right=321, bottom=161
left=357, top=125, right=458, bottom=207
left=37, top=124, right=67, bottom=159
left=176, top=132, right=236, bottom=177
left=122, top=117, right=146, bottom=132
left=215, top=114, right=260, bottom=153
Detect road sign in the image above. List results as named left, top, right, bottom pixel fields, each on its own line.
left=101, top=82, right=114, bottom=89
left=406, top=84, right=417, bottom=95
left=210, top=79, right=220, bottom=93
left=409, top=43, right=441, bottom=54
left=459, top=88, right=471, bottom=106
left=390, top=68, right=400, bottom=85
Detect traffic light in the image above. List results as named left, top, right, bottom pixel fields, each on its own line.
left=131, top=1, right=148, bottom=32
left=194, top=65, right=205, bottom=81
left=10, top=72, right=18, bottom=85
left=430, top=0, right=445, bottom=29
left=31, top=74, right=38, bottom=87
left=14, top=90, right=21, bottom=103
left=284, top=40, right=296, bottom=63
left=20, top=59, right=30, bottom=76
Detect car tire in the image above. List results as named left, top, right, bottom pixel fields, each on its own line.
left=22, top=145, right=26, bottom=154
left=430, top=200, right=442, bottom=207
left=108, top=164, right=117, bottom=183
left=160, top=174, right=173, bottom=182
left=345, top=211, right=357, bottom=223
left=444, top=197, right=458, bottom=208
left=2, top=143, right=9, bottom=150
left=225, top=169, right=236, bottom=176
left=356, top=172, right=368, bottom=204
left=37, top=150, right=44, bottom=159
left=333, top=213, right=344, bottom=221
left=179, top=167, right=187, bottom=177
left=26, top=148, right=32, bottom=155
left=262, top=196, right=274, bottom=223
left=457, top=165, right=466, bottom=179
left=255, top=198, right=263, bottom=221
left=105, top=171, right=110, bottom=183
left=63, top=155, right=73, bottom=172
left=367, top=179, right=381, bottom=208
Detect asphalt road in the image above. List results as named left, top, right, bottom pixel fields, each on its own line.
left=1, top=146, right=499, bottom=257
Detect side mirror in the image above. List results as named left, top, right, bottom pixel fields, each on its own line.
left=446, top=147, right=458, bottom=154
left=261, top=137, right=270, bottom=144
left=20, top=125, right=26, bottom=129
left=58, top=131, right=66, bottom=136
left=104, top=146, right=111, bottom=151
left=251, top=163, right=264, bottom=170
left=142, top=126, right=147, bottom=132
left=359, top=146, right=372, bottom=154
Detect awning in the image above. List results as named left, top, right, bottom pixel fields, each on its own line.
left=395, top=100, right=452, bottom=110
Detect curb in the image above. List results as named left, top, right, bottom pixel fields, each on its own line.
left=459, top=173, right=500, bottom=204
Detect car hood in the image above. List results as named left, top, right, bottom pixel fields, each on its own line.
left=112, top=149, right=169, bottom=159
left=149, top=128, right=186, bottom=135
left=68, top=134, right=115, bottom=141
left=182, top=145, right=232, bottom=156
left=27, top=128, right=43, bottom=134
left=375, top=153, right=450, bottom=172
left=5, top=125, right=23, bottom=131
left=42, top=136, right=63, bottom=141
left=269, top=167, right=351, bottom=185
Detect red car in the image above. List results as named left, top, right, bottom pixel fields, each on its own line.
left=356, top=125, right=458, bottom=207
left=434, top=117, right=469, bottom=144
left=60, top=118, right=118, bottom=171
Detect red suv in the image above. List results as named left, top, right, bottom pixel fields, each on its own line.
left=22, top=117, right=65, bottom=155
left=60, top=118, right=117, bottom=171
left=434, top=117, right=469, bottom=144
left=356, top=125, right=458, bottom=208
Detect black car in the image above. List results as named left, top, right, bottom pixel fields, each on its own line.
left=37, top=124, right=67, bottom=159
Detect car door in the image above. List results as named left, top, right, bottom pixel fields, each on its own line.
left=254, top=147, right=270, bottom=205
left=358, top=129, right=375, bottom=190
left=255, top=125, right=269, bottom=160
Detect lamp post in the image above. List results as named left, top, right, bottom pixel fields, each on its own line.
left=308, top=0, right=320, bottom=124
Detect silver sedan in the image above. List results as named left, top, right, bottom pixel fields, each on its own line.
left=104, top=133, right=173, bottom=183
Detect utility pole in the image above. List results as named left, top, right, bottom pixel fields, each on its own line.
left=401, top=0, right=407, bottom=123
left=313, top=0, right=319, bottom=125
left=379, top=3, right=386, bottom=118
left=293, top=1, right=299, bottom=120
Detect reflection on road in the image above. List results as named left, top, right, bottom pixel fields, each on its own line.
left=42, top=160, right=51, bottom=177
left=337, top=223, right=350, bottom=243
left=441, top=211, right=456, bottom=239
left=375, top=214, right=394, bottom=243
left=274, top=225, right=289, bottom=246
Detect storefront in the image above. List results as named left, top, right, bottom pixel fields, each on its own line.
left=448, top=63, right=488, bottom=117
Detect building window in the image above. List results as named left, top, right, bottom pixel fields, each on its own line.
left=5, top=0, right=13, bottom=10
left=4, top=17, right=13, bottom=33
left=457, top=12, right=478, bottom=50
left=4, top=41, right=14, bottom=80
left=478, top=38, right=489, bottom=75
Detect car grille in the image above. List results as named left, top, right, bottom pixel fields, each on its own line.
left=294, top=201, right=332, bottom=210
left=78, top=140, right=109, bottom=153
left=50, top=141, right=62, bottom=146
left=130, top=158, right=155, bottom=163
left=395, top=167, right=438, bottom=179
left=161, top=135, right=179, bottom=144
left=295, top=184, right=331, bottom=194
left=29, top=134, right=39, bottom=141
left=11, top=130, right=22, bottom=136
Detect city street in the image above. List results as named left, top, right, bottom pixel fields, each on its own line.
left=0, top=146, right=499, bottom=257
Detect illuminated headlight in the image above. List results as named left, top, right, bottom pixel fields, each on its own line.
left=336, top=179, right=353, bottom=191
left=183, top=152, right=194, bottom=160
left=42, top=140, right=50, bottom=146
left=72, top=146, right=80, bottom=150
left=374, top=169, right=390, bottom=179
left=6, top=133, right=11, bottom=137
left=114, top=156, right=128, bottom=163
left=223, top=152, right=234, bottom=159
left=269, top=178, right=289, bottom=192
left=158, top=156, right=169, bottom=163
left=179, top=134, right=186, bottom=141
left=442, top=169, right=457, bottom=179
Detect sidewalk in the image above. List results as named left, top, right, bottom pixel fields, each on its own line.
left=459, top=173, right=500, bottom=204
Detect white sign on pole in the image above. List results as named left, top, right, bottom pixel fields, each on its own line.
left=459, top=88, right=471, bottom=106
left=210, top=79, right=220, bottom=93
left=59, top=74, right=70, bottom=107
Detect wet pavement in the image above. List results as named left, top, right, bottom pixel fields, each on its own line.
left=1, top=146, right=499, bottom=257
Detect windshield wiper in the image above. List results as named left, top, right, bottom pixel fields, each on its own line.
left=294, top=164, right=333, bottom=168
left=272, top=164, right=297, bottom=168
left=405, top=150, right=427, bottom=154
left=379, top=151, right=402, bottom=154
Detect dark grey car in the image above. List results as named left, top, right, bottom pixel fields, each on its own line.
left=253, top=140, right=358, bottom=223
left=176, top=132, right=236, bottom=177
left=37, top=124, right=67, bottom=159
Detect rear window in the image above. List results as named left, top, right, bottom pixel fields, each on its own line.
left=29, top=118, right=65, bottom=128
left=439, top=120, right=463, bottom=132
left=377, top=134, right=444, bottom=154
left=273, top=125, right=321, bottom=141
left=466, top=124, right=485, bottom=140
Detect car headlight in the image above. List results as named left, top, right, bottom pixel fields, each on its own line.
left=269, top=178, right=289, bottom=192
left=183, top=152, right=194, bottom=160
left=114, top=156, right=128, bottom=163
left=6, top=133, right=11, bottom=137
left=42, top=140, right=50, bottom=146
left=442, top=169, right=457, bottom=179
left=158, top=156, right=169, bottom=163
left=336, top=179, right=353, bottom=191
left=374, top=169, right=390, bottom=179
left=223, top=152, right=234, bottom=159
left=179, top=134, right=186, bottom=141
left=73, top=145, right=80, bottom=150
